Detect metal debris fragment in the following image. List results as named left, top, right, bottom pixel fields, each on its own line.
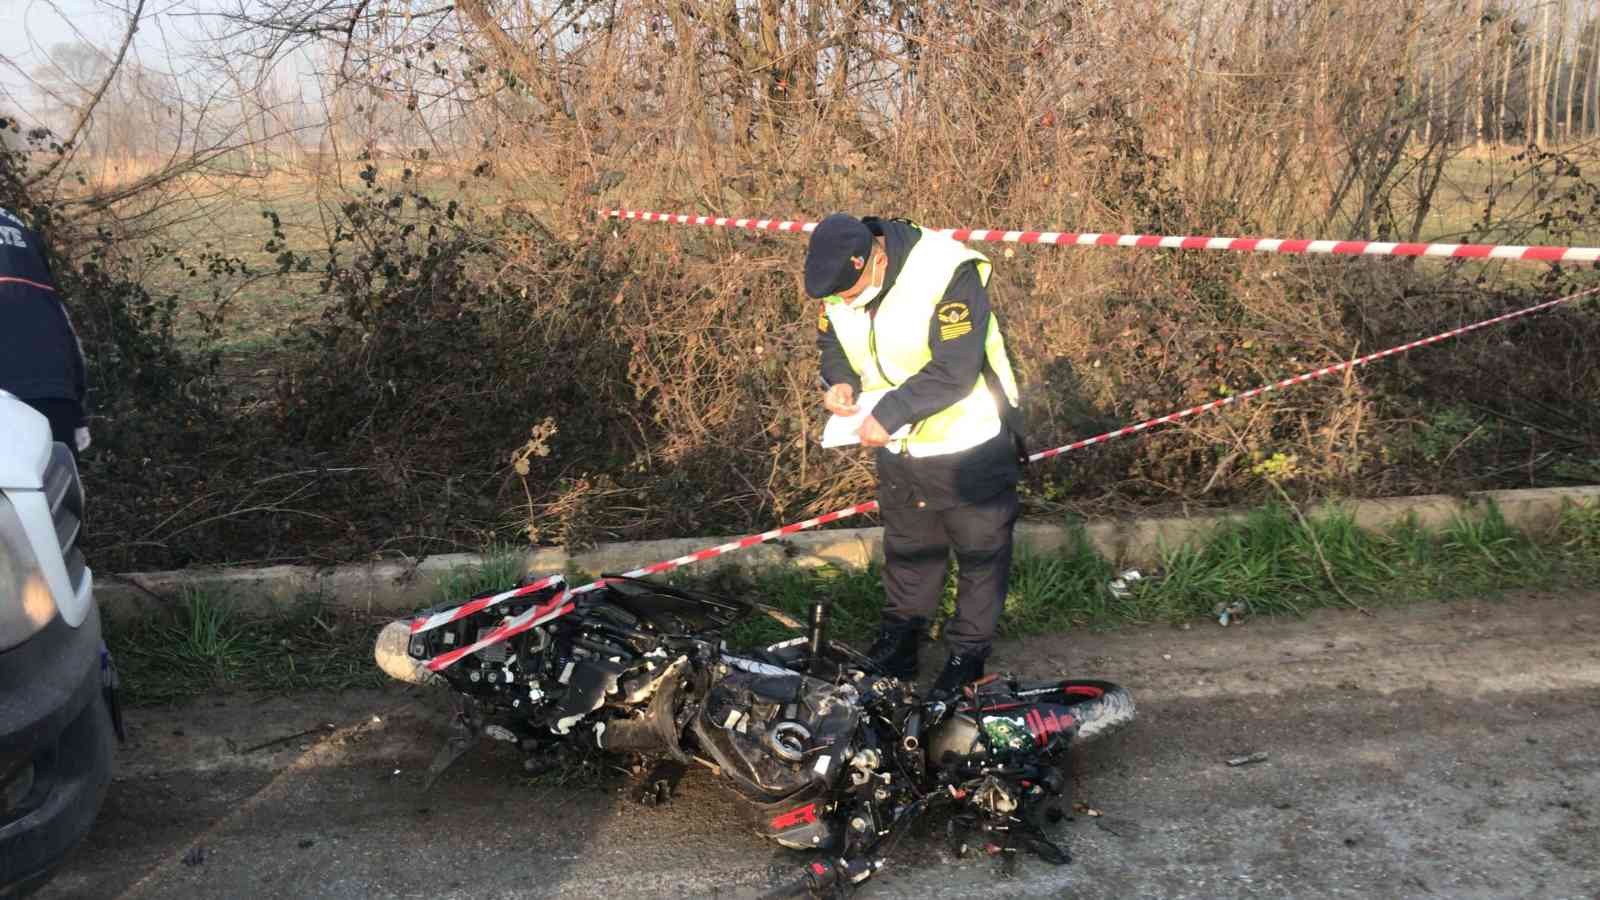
left=1214, top=600, right=1250, bottom=627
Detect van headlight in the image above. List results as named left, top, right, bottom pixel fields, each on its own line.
left=0, top=495, right=57, bottom=651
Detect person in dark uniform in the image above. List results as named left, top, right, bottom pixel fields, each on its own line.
left=0, top=205, right=89, bottom=458
left=805, top=213, right=1026, bottom=698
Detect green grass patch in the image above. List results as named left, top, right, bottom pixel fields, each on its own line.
left=657, top=500, right=1596, bottom=644
left=1556, top=498, right=1600, bottom=581
left=714, top=564, right=888, bottom=650
left=698, top=502, right=1596, bottom=642
left=1130, top=503, right=1566, bottom=624
left=429, top=545, right=528, bottom=607
left=994, top=530, right=1121, bottom=636
left=107, top=589, right=388, bottom=706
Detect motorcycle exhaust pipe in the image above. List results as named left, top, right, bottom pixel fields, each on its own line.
left=901, top=711, right=923, bottom=753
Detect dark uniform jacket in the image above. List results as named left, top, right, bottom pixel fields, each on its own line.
left=817, top=218, right=1021, bottom=512
left=0, top=207, right=85, bottom=409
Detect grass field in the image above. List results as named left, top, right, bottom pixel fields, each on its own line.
left=133, top=163, right=546, bottom=352
left=126, top=145, right=1599, bottom=360
left=1416, top=146, right=1598, bottom=247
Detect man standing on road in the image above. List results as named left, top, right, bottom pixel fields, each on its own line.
left=0, top=205, right=90, bottom=459
left=806, top=213, right=1026, bottom=699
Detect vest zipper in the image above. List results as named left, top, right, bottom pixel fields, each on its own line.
left=867, top=306, right=916, bottom=454
left=866, top=306, right=898, bottom=389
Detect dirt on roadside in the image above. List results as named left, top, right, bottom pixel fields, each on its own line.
left=37, top=590, right=1600, bottom=899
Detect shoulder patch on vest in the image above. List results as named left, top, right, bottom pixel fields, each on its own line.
left=934, top=302, right=966, bottom=341
left=817, top=302, right=830, bottom=333
left=936, top=301, right=972, bottom=340
left=936, top=301, right=970, bottom=325
left=939, top=322, right=972, bottom=341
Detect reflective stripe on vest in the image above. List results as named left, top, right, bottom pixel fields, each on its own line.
left=824, top=230, right=1021, bottom=458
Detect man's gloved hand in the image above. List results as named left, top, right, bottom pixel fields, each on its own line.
left=823, top=383, right=859, bottom=416
left=74, top=426, right=91, bottom=452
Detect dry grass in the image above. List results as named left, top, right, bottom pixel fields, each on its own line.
left=108, top=142, right=1599, bottom=360
left=114, top=161, right=559, bottom=351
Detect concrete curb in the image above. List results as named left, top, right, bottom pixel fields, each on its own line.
left=96, top=485, right=1600, bottom=623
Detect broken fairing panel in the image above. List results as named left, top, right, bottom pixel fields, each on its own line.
left=621, top=657, right=683, bottom=705
left=386, top=574, right=1135, bottom=894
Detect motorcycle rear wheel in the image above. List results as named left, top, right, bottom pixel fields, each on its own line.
left=756, top=642, right=1135, bottom=742
left=1020, top=679, right=1136, bottom=743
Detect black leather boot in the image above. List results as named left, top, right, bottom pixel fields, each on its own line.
left=930, top=649, right=988, bottom=700
left=866, top=616, right=923, bottom=680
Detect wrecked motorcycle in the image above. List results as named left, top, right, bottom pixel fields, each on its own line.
left=375, top=573, right=1134, bottom=895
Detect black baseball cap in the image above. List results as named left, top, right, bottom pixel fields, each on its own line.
left=804, top=213, right=874, bottom=299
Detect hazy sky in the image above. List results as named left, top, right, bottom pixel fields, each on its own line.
left=0, top=0, right=208, bottom=118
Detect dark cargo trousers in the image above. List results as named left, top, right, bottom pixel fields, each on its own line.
left=879, top=487, right=1019, bottom=655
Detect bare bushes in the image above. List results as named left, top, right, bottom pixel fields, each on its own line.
left=20, top=0, right=1600, bottom=569
left=269, top=165, right=643, bottom=548
left=256, top=0, right=1598, bottom=552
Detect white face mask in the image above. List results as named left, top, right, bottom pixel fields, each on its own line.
left=847, top=253, right=886, bottom=309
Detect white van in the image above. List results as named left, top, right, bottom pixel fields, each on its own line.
left=0, top=390, right=116, bottom=895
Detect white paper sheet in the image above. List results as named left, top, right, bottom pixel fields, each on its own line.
left=820, top=388, right=912, bottom=448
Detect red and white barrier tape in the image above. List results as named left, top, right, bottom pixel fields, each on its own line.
left=423, top=503, right=880, bottom=670
left=603, top=209, right=1600, bottom=264
left=589, top=502, right=881, bottom=581
left=410, top=574, right=566, bottom=634
left=425, top=591, right=575, bottom=672
left=1029, top=287, right=1598, bottom=461
left=421, top=285, right=1598, bottom=670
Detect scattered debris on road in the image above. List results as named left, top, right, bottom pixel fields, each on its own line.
left=1109, top=568, right=1164, bottom=599
left=1215, top=600, right=1250, bottom=627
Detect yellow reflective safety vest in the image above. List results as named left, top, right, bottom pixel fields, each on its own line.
left=823, top=230, right=1021, bottom=458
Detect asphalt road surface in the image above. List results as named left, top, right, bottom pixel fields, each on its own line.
left=37, top=590, right=1600, bottom=899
